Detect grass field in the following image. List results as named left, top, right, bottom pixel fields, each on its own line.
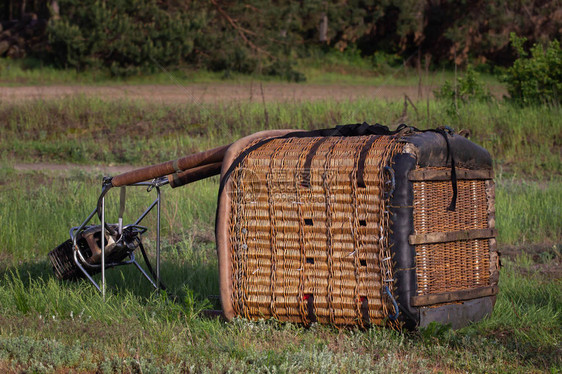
left=0, top=56, right=503, bottom=87
left=0, top=86, right=560, bottom=372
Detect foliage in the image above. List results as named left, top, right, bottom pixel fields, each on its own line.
left=434, top=66, right=493, bottom=116
left=502, top=33, right=562, bottom=106
left=371, top=51, right=403, bottom=74
left=435, top=66, right=493, bottom=103
left=438, top=0, right=560, bottom=65
left=1, top=94, right=559, bottom=179
left=7, top=0, right=556, bottom=78
left=193, top=0, right=304, bottom=79
left=47, top=0, right=202, bottom=76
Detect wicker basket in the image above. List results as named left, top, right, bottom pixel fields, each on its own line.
left=216, top=125, right=499, bottom=329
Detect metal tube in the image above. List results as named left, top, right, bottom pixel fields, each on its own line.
left=101, top=195, right=105, bottom=301
left=131, top=255, right=158, bottom=289
left=70, top=208, right=97, bottom=245
left=168, top=161, right=222, bottom=188
left=111, top=144, right=230, bottom=187
left=134, top=199, right=158, bottom=226
left=70, top=179, right=167, bottom=295
left=156, top=187, right=161, bottom=290
left=73, top=251, right=101, bottom=292
left=69, top=226, right=93, bottom=266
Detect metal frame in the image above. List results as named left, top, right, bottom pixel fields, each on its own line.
left=69, top=177, right=168, bottom=299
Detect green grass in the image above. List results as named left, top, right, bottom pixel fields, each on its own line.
left=496, top=178, right=562, bottom=244
left=1, top=97, right=559, bottom=179
left=0, top=56, right=503, bottom=86
left=0, top=171, right=218, bottom=263
left=0, top=58, right=228, bottom=86
left=0, top=168, right=559, bottom=371
left=0, top=93, right=560, bottom=372
left=0, top=244, right=559, bottom=372
left=0, top=171, right=559, bottom=265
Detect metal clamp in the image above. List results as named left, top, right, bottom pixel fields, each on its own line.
left=383, top=166, right=396, bottom=200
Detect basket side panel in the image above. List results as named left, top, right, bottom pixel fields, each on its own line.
left=217, top=130, right=297, bottom=321
left=227, top=135, right=402, bottom=326
left=413, top=178, right=491, bottom=295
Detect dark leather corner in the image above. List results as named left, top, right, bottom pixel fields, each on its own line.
left=389, top=152, right=418, bottom=329
left=406, top=132, right=492, bottom=169
left=418, top=296, right=494, bottom=329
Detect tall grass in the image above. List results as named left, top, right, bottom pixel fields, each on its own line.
left=496, top=178, right=562, bottom=244
left=1, top=97, right=559, bottom=179
left=0, top=253, right=559, bottom=372
left=0, top=170, right=218, bottom=263
left=0, top=170, right=558, bottom=268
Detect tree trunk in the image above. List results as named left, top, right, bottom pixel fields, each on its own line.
left=319, top=13, right=328, bottom=42
left=50, top=0, right=59, bottom=20
left=20, top=0, right=26, bottom=20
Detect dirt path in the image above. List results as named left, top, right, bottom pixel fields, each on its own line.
left=1, top=83, right=443, bottom=103
left=4, top=82, right=505, bottom=174
left=13, top=162, right=138, bottom=175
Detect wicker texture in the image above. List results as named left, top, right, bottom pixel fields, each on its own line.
left=413, top=178, right=488, bottom=233
left=413, top=174, right=492, bottom=296
left=229, top=135, right=402, bottom=326
left=415, top=240, right=490, bottom=295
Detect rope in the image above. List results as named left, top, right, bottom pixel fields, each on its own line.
left=384, top=285, right=399, bottom=320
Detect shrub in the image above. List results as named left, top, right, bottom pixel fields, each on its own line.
left=47, top=0, right=203, bottom=76
left=434, top=66, right=492, bottom=115
left=502, top=33, right=561, bottom=105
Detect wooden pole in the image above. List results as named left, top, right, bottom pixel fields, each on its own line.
left=111, top=144, right=230, bottom=187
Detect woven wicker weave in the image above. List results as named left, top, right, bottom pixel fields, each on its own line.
left=218, top=126, right=499, bottom=329
left=412, top=174, right=493, bottom=296
left=228, top=135, right=403, bottom=326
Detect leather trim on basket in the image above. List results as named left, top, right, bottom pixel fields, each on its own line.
left=408, top=168, right=494, bottom=181
left=411, top=285, right=499, bottom=307
left=409, top=228, right=497, bottom=245
left=404, top=132, right=493, bottom=170
left=388, top=152, right=419, bottom=329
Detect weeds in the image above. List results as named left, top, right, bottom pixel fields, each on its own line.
left=434, top=66, right=493, bottom=116
left=1, top=96, right=559, bottom=179
left=496, top=178, right=562, bottom=244
left=0, top=253, right=558, bottom=372
left=0, top=166, right=559, bottom=371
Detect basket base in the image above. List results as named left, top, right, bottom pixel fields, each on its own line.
left=418, top=296, right=494, bottom=329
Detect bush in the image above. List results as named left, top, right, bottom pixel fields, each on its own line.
left=47, top=0, right=203, bottom=76
left=434, top=66, right=492, bottom=115
left=502, top=33, right=561, bottom=105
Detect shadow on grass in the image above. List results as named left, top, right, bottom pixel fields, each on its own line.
left=0, top=247, right=221, bottom=310
left=2, top=246, right=560, bottom=371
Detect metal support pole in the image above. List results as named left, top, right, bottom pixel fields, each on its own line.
left=156, top=187, right=161, bottom=290
left=101, top=195, right=106, bottom=301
